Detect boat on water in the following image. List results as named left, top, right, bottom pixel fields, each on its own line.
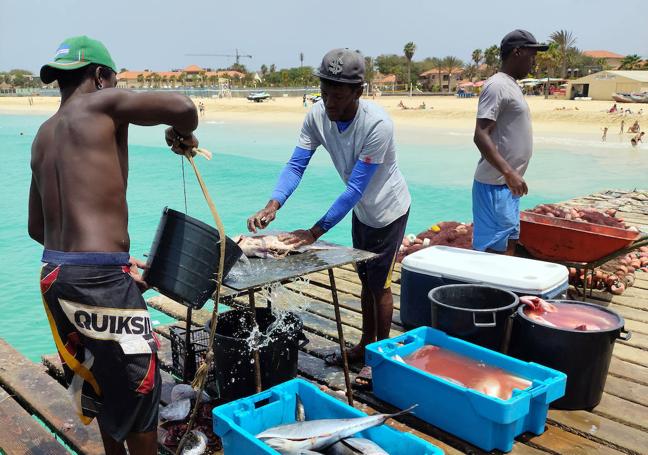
left=247, top=91, right=271, bottom=102
left=612, top=92, right=648, bottom=103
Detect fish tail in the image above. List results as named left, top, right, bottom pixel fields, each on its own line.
left=387, top=404, right=418, bottom=419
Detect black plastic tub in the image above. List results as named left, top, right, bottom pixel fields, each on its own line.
left=509, top=300, right=631, bottom=410
left=144, top=207, right=242, bottom=309
left=428, top=284, right=519, bottom=352
left=205, top=308, right=308, bottom=402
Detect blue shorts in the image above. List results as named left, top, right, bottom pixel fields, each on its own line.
left=472, top=180, right=520, bottom=252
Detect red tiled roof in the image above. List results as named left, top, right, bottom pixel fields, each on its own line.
left=184, top=64, right=204, bottom=73
left=373, top=73, right=396, bottom=83
left=420, top=68, right=464, bottom=77
left=583, top=50, right=624, bottom=59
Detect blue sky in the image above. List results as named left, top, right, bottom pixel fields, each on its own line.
left=1, top=0, right=646, bottom=73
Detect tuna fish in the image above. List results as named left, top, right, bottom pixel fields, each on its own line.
left=325, top=437, right=389, bottom=455
left=256, top=405, right=417, bottom=453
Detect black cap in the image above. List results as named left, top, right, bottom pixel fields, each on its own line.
left=314, top=48, right=365, bottom=84
left=500, top=29, right=549, bottom=55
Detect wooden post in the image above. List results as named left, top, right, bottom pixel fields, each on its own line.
left=183, top=307, right=194, bottom=382
left=328, top=268, right=354, bottom=406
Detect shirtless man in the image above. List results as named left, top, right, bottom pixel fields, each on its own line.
left=29, top=36, right=200, bottom=455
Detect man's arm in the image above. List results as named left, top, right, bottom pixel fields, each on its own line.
left=96, top=89, right=199, bottom=136
left=247, top=147, right=314, bottom=232
left=473, top=118, right=528, bottom=196
left=28, top=175, right=44, bottom=245
left=280, top=159, right=379, bottom=246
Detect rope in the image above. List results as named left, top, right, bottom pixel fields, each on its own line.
left=175, top=147, right=226, bottom=455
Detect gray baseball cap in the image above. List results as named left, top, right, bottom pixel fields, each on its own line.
left=314, top=48, right=365, bottom=84
left=500, top=29, right=549, bottom=55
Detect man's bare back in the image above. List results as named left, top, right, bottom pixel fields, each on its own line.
left=31, top=92, right=131, bottom=252
left=29, top=85, right=200, bottom=253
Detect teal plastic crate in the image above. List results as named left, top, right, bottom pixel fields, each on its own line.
left=366, top=327, right=566, bottom=452
left=213, top=378, right=443, bottom=454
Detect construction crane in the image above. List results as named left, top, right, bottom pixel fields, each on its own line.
left=186, top=49, right=252, bottom=66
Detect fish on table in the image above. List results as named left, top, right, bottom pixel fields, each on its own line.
left=256, top=404, right=416, bottom=453
left=233, top=234, right=334, bottom=259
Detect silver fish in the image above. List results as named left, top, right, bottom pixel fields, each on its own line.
left=160, top=398, right=191, bottom=421
left=295, top=394, right=306, bottom=422
left=326, top=438, right=389, bottom=455
left=256, top=405, right=417, bottom=453
left=181, top=430, right=208, bottom=455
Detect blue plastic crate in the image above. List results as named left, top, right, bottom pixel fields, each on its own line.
left=213, top=378, right=443, bottom=454
left=366, top=327, right=567, bottom=452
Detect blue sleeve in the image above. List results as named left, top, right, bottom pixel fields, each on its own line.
left=270, top=146, right=314, bottom=206
left=316, top=160, right=379, bottom=232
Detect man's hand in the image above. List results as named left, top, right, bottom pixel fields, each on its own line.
left=504, top=170, right=528, bottom=197
left=278, top=229, right=316, bottom=248
left=128, top=256, right=149, bottom=293
left=247, top=201, right=280, bottom=233
left=165, top=127, right=199, bottom=157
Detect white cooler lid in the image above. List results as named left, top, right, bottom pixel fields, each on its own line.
left=401, top=245, right=568, bottom=294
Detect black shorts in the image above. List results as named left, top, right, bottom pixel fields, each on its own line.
left=40, top=250, right=161, bottom=442
left=352, top=209, right=409, bottom=293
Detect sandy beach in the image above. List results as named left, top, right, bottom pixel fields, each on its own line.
left=1, top=95, right=642, bottom=136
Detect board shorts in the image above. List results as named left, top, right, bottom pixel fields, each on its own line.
left=472, top=180, right=521, bottom=252
left=352, top=208, right=409, bottom=293
left=40, top=250, right=161, bottom=442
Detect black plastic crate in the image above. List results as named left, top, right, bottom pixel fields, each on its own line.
left=170, top=325, right=215, bottom=383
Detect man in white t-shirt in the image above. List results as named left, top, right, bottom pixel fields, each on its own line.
left=472, top=30, right=548, bottom=255
left=247, top=48, right=410, bottom=385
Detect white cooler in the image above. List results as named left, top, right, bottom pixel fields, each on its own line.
left=400, top=246, right=569, bottom=328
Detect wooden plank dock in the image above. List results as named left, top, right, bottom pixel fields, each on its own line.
left=0, top=189, right=646, bottom=455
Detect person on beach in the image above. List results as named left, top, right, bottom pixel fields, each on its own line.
left=199, top=101, right=205, bottom=117
left=472, top=30, right=548, bottom=255
left=629, top=120, right=640, bottom=134
left=620, top=120, right=625, bottom=134
left=28, top=36, right=202, bottom=455
left=602, top=127, right=608, bottom=142
left=247, top=48, right=410, bottom=387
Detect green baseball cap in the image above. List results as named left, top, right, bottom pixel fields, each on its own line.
left=40, top=35, right=117, bottom=84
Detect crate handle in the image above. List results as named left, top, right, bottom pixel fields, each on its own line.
left=473, top=311, right=496, bottom=327
left=297, top=331, right=310, bottom=349
left=618, top=329, right=632, bottom=341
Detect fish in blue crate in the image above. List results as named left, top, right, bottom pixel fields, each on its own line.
left=255, top=397, right=416, bottom=454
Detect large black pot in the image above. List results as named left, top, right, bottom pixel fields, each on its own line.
left=205, top=308, right=308, bottom=402
left=509, top=300, right=631, bottom=410
left=428, top=284, right=519, bottom=352
left=144, top=207, right=242, bottom=309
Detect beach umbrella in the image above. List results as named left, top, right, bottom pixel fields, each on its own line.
left=474, top=80, right=486, bottom=87
left=459, top=81, right=474, bottom=87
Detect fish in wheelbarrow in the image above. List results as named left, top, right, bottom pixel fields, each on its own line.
left=256, top=405, right=417, bottom=453
left=325, top=437, right=389, bottom=455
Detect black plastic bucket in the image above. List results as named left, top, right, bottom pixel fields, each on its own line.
left=428, top=284, right=519, bottom=352
left=144, top=207, right=242, bottom=309
left=509, top=300, right=631, bottom=410
left=205, top=308, right=308, bottom=402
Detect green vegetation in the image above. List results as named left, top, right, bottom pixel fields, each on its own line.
left=2, top=32, right=645, bottom=91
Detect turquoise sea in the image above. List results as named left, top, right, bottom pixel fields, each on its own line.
left=1, top=111, right=647, bottom=361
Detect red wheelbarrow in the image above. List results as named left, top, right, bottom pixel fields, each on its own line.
left=519, top=211, right=647, bottom=299
left=519, top=211, right=642, bottom=263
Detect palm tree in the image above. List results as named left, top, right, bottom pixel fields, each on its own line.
left=549, top=30, right=576, bottom=79
left=136, top=73, right=144, bottom=88
left=442, top=56, right=464, bottom=93
left=269, top=64, right=276, bottom=73
left=403, top=42, right=416, bottom=96
left=169, top=75, right=177, bottom=88
left=472, top=49, right=483, bottom=80
left=299, top=52, right=304, bottom=68
left=620, top=54, right=642, bottom=70
left=260, top=64, right=268, bottom=78
left=430, top=57, right=444, bottom=92
left=484, top=45, right=500, bottom=76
